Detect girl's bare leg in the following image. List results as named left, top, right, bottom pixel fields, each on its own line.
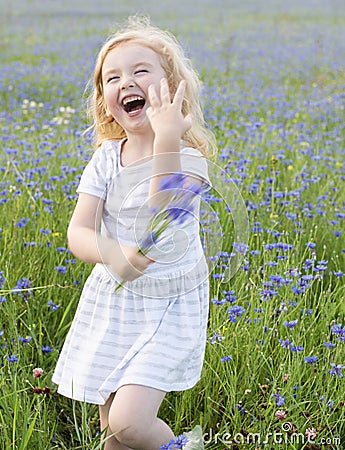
left=107, top=384, right=175, bottom=450
left=99, top=392, right=133, bottom=450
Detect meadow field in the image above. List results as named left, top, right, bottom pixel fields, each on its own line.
left=0, top=0, right=344, bottom=448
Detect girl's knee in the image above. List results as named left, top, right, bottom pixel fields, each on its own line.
left=111, top=417, right=146, bottom=447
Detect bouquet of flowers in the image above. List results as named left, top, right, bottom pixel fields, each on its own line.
left=115, top=172, right=203, bottom=292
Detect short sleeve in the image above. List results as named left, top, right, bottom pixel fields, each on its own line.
left=76, top=142, right=117, bottom=200
left=181, top=147, right=211, bottom=191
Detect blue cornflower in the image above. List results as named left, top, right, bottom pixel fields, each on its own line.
left=314, top=263, right=328, bottom=273
left=305, top=242, right=316, bottom=249
left=18, top=336, right=32, bottom=344
left=6, top=354, right=18, bottom=363
left=210, top=297, right=226, bottom=305
left=140, top=231, right=159, bottom=252
left=331, top=323, right=345, bottom=337
left=284, top=319, right=298, bottom=328
left=173, top=435, right=188, bottom=448
left=54, top=265, right=67, bottom=273
left=324, top=342, right=336, bottom=348
left=0, top=296, right=6, bottom=303
left=39, top=228, right=51, bottom=234
left=221, top=355, right=232, bottom=362
left=329, top=363, right=344, bottom=377
left=158, top=172, right=186, bottom=191
left=160, top=440, right=175, bottom=450
left=42, top=345, right=54, bottom=353
left=290, top=344, right=304, bottom=352
left=279, top=338, right=292, bottom=349
left=165, top=202, right=194, bottom=224
left=235, top=403, right=246, bottom=413
left=159, top=434, right=188, bottom=450
left=303, top=259, right=314, bottom=270
left=48, top=300, right=60, bottom=311
left=15, top=217, right=30, bottom=228
left=304, top=356, right=318, bottom=363
left=0, top=271, right=5, bottom=289
left=334, top=270, right=344, bottom=277
left=228, top=305, right=246, bottom=322
left=232, top=242, right=249, bottom=254
left=272, top=393, right=285, bottom=406
left=260, top=288, right=278, bottom=300
left=12, top=277, right=32, bottom=296
left=209, top=332, right=225, bottom=344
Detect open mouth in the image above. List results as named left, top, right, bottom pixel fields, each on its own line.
left=122, top=95, right=146, bottom=115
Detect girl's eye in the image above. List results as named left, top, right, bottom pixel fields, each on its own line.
left=107, top=76, right=120, bottom=83
left=135, top=69, right=148, bottom=75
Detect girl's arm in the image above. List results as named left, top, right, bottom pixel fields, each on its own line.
left=67, top=193, right=152, bottom=280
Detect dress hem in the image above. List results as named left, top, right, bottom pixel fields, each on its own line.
left=53, top=375, right=202, bottom=406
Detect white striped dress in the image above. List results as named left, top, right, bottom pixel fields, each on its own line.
left=52, top=139, right=210, bottom=405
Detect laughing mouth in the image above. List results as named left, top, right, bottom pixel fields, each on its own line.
left=122, top=95, right=146, bottom=114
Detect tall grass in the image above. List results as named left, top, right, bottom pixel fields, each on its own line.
left=1, top=0, right=344, bottom=448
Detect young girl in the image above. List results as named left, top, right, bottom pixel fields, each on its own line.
left=52, top=16, right=216, bottom=450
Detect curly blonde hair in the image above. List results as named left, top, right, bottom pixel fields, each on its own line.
left=87, top=16, right=216, bottom=156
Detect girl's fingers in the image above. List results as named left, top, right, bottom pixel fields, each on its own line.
left=172, top=80, right=186, bottom=107
left=160, top=78, right=171, bottom=105
left=148, top=84, right=160, bottom=108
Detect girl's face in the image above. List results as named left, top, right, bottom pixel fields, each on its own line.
left=101, top=43, right=166, bottom=134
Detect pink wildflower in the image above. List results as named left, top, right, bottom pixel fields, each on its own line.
left=275, top=409, right=287, bottom=420
left=305, top=428, right=317, bottom=441
left=33, top=367, right=43, bottom=378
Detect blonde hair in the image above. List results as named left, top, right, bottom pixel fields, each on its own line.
left=87, top=16, right=216, bottom=156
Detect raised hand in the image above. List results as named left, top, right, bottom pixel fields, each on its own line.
left=146, top=78, right=193, bottom=140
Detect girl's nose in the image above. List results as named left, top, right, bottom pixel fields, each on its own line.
left=120, top=76, right=135, bottom=90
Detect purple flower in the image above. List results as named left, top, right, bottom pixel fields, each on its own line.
left=304, top=356, right=318, bottom=363
left=139, top=230, right=159, bottom=251
left=221, top=355, right=232, bottom=362
left=284, top=319, right=298, bottom=328
left=329, top=363, right=344, bottom=377
left=18, top=336, right=32, bottom=344
left=160, top=440, right=175, bottom=450
left=173, top=435, right=188, bottom=448
left=209, top=332, right=225, bottom=344
left=272, top=393, right=285, bottom=406
left=279, top=338, right=292, bottom=349
left=165, top=202, right=194, bottom=224
left=158, top=172, right=186, bottom=191
left=6, top=354, right=18, bottom=363
left=159, top=435, right=188, bottom=450
left=42, top=345, right=54, bottom=353
left=290, top=344, right=304, bottom=352
left=334, top=270, right=344, bottom=277
left=15, top=217, right=30, bottom=228
left=48, top=300, right=60, bottom=311
left=228, top=305, right=246, bottom=322
left=331, top=324, right=345, bottom=335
